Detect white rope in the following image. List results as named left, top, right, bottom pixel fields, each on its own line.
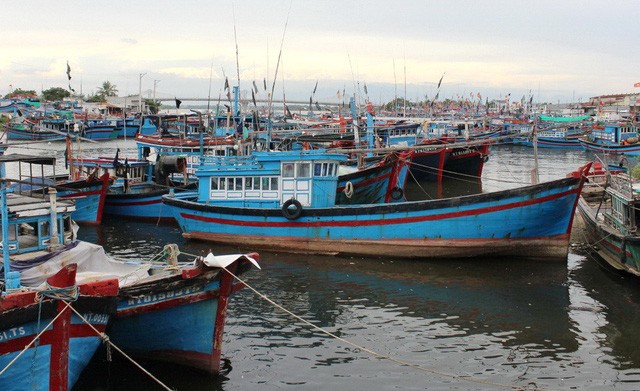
left=222, top=266, right=554, bottom=391
left=0, top=301, right=68, bottom=377
left=67, top=304, right=174, bottom=391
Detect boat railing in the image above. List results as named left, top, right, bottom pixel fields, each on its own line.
left=608, top=173, right=640, bottom=201
left=199, top=154, right=257, bottom=169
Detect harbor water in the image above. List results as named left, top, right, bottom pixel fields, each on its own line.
left=8, top=140, right=640, bottom=390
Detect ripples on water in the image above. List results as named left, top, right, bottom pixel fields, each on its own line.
left=9, top=140, right=640, bottom=389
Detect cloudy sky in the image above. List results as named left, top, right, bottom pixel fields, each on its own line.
left=2, top=0, right=638, bottom=105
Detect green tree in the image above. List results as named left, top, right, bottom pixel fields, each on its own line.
left=96, top=81, right=118, bottom=97
left=144, top=99, right=161, bottom=114
left=86, top=93, right=106, bottom=103
left=42, top=87, right=71, bottom=102
left=4, top=88, right=37, bottom=99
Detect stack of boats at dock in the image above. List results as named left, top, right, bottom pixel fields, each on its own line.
left=0, top=154, right=260, bottom=390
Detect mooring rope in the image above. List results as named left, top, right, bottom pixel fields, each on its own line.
left=0, top=300, right=69, bottom=377
left=219, top=265, right=553, bottom=391
left=67, top=304, right=174, bottom=391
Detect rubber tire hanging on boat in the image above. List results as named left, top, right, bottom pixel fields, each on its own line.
left=390, top=187, right=404, bottom=201
left=282, top=198, right=303, bottom=220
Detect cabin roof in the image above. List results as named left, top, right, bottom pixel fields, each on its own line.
left=0, top=154, right=56, bottom=165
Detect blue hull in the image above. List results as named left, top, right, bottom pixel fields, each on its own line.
left=7, top=127, right=65, bottom=141
left=513, top=137, right=584, bottom=149
left=579, top=139, right=640, bottom=156
left=83, top=126, right=117, bottom=140
left=0, top=316, right=107, bottom=391
left=105, top=257, right=252, bottom=373
left=164, top=176, right=585, bottom=260
left=108, top=280, right=220, bottom=370
left=104, top=185, right=174, bottom=220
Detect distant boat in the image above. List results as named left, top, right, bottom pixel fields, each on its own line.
left=579, top=122, right=640, bottom=155
left=164, top=149, right=588, bottom=260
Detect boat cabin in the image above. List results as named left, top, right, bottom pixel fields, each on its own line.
left=603, top=174, right=640, bottom=235
left=589, top=123, right=639, bottom=145
left=194, top=150, right=347, bottom=208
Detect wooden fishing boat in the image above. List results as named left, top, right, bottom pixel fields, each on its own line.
left=67, top=154, right=192, bottom=221
left=0, top=265, right=119, bottom=391
left=3, top=154, right=110, bottom=225
left=336, top=151, right=412, bottom=204
left=575, top=162, right=640, bottom=276
left=0, top=180, right=118, bottom=391
left=163, top=149, right=588, bottom=260
left=579, top=122, right=640, bottom=155
left=0, top=164, right=260, bottom=376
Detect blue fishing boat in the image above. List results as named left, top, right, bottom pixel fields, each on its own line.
left=336, top=151, right=411, bottom=204
left=4, top=154, right=110, bottom=225
left=0, top=181, right=119, bottom=391
left=7, top=119, right=66, bottom=141
left=579, top=122, right=640, bottom=155
left=0, top=159, right=260, bottom=376
left=163, top=150, right=588, bottom=260
left=67, top=155, right=192, bottom=221
left=0, top=264, right=119, bottom=391
left=81, top=120, right=117, bottom=140
left=105, top=249, right=259, bottom=373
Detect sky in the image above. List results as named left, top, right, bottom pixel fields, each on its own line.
left=2, top=0, right=639, bottom=106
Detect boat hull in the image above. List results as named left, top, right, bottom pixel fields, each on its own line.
left=107, top=261, right=249, bottom=373
left=579, top=139, right=640, bottom=156
left=577, top=197, right=640, bottom=276
left=165, top=176, right=585, bottom=260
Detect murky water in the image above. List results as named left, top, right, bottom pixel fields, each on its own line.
left=8, top=139, right=640, bottom=390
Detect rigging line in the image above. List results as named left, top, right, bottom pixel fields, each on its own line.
left=232, top=2, right=241, bottom=90
left=0, top=300, right=68, bottom=377
left=268, top=1, right=292, bottom=113
left=222, top=267, right=552, bottom=391
left=406, top=167, right=433, bottom=200
left=67, top=304, right=173, bottom=391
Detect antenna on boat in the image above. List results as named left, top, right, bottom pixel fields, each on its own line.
left=232, top=3, right=241, bottom=91
left=206, top=58, right=214, bottom=134
left=266, top=0, right=292, bottom=150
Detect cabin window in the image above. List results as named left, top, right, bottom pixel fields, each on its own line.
left=211, top=178, right=219, bottom=190
left=283, top=163, right=295, bottom=178
left=271, top=177, right=279, bottom=190
left=261, top=177, right=270, bottom=189
left=314, top=163, right=322, bottom=176
left=39, top=221, right=50, bottom=237
left=245, top=177, right=253, bottom=190
left=297, top=163, right=311, bottom=177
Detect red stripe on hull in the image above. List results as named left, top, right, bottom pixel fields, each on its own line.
left=0, top=324, right=107, bottom=355
left=181, top=187, right=579, bottom=229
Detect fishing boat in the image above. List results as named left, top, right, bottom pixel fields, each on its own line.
left=163, top=149, right=588, bottom=260
left=336, top=151, right=412, bottom=204
left=0, top=265, right=119, bottom=391
left=67, top=152, right=193, bottom=221
left=3, top=153, right=110, bottom=225
left=0, top=160, right=261, bottom=376
left=0, top=182, right=119, bottom=391
left=579, top=122, right=640, bottom=155
left=575, top=162, right=640, bottom=276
